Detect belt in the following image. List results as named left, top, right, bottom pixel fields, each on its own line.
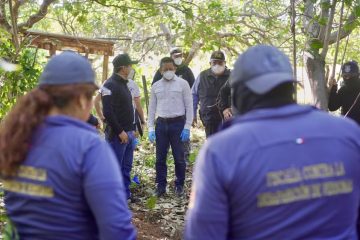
left=157, top=116, right=185, bottom=123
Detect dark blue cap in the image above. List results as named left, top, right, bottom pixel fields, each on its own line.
left=38, top=51, right=95, bottom=86
left=230, top=45, right=295, bottom=94
left=342, top=61, right=359, bottom=74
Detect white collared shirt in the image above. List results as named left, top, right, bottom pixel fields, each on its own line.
left=148, top=75, right=193, bottom=131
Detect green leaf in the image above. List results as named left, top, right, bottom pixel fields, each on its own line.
left=309, top=39, right=323, bottom=50
left=318, top=17, right=328, bottom=26
left=355, top=5, right=360, bottom=17
left=146, top=196, right=157, bottom=210
left=320, top=1, right=331, bottom=10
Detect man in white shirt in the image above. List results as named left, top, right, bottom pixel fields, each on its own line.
left=148, top=57, right=193, bottom=197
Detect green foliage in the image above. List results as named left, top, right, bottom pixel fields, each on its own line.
left=0, top=32, right=45, bottom=119
left=309, top=39, right=323, bottom=51
left=188, top=149, right=199, bottom=165
left=355, top=5, right=360, bottom=17
left=318, top=17, right=328, bottom=26
left=3, top=217, right=19, bottom=240
left=146, top=196, right=157, bottom=210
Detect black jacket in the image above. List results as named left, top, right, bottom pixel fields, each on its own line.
left=197, top=68, right=230, bottom=123
left=328, top=82, right=360, bottom=125
left=152, top=64, right=195, bottom=88
left=216, top=79, right=231, bottom=113
left=87, top=114, right=99, bottom=127
left=101, top=74, right=135, bottom=136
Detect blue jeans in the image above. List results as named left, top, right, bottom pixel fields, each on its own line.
left=155, top=118, right=186, bottom=190
left=108, top=131, right=135, bottom=199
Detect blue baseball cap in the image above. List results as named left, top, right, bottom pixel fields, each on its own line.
left=230, top=45, right=295, bottom=94
left=38, top=51, right=96, bottom=86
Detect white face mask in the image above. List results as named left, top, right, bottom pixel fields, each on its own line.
left=163, top=70, right=175, bottom=80
left=211, top=64, right=225, bottom=75
left=127, top=68, right=135, bottom=80
left=174, top=58, right=183, bottom=66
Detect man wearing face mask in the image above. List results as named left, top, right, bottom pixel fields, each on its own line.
left=192, top=50, right=231, bottom=137
left=148, top=57, right=193, bottom=197
left=328, top=61, right=360, bottom=125
left=152, top=47, right=195, bottom=88
left=186, top=45, right=360, bottom=240
left=101, top=53, right=139, bottom=203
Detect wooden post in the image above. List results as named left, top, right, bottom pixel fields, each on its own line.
left=49, top=44, right=56, bottom=56
left=102, top=54, right=109, bottom=82
left=142, top=75, right=149, bottom=114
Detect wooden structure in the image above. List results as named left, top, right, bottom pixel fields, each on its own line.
left=25, top=30, right=116, bottom=81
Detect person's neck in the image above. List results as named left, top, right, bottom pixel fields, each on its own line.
left=115, top=72, right=128, bottom=80
left=48, top=107, right=83, bottom=120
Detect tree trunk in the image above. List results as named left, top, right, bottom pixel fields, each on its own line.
left=304, top=53, right=328, bottom=110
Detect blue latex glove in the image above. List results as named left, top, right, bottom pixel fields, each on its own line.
left=148, top=131, right=156, bottom=143
left=132, top=175, right=140, bottom=185
left=132, top=138, right=139, bottom=149
left=180, top=129, right=190, bottom=142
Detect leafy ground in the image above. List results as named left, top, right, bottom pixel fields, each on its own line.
left=0, top=127, right=206, bottom=239
left=130, top=127, right=205, bottom=239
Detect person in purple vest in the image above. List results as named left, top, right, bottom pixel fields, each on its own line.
left=185, top=45, right=360, bottom=239
left=0, top=52, right=136, bottom=240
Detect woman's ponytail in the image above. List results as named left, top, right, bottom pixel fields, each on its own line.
left=0, top=88, right=52, bottom=177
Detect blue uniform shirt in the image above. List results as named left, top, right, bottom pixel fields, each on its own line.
left=4, top=115, right=136, bottom=240
left=186, top=104, right=360, bottom=240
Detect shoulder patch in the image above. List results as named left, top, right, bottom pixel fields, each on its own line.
left=100, top=86, right=112, bottom=96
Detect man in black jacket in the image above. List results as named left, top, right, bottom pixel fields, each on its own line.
left=192, top=50, right=231, bottom=137
left=328, top=61, right=360, bottom=125
left=152, top=47, right=195, bottom=88
left=101, top=53, right=138, bottom=202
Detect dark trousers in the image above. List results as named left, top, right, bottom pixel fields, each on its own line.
left=108, top=131, right=135, bottom=199
left=204, top=119, right=222, bottom=138
left=155, top=118, right=186, bottom=190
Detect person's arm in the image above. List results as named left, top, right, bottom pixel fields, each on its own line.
left=101, top=85, right=124, bottom=135
left=147, top=86, right=157, bottom=132
left=191, top=75, right=200, bottom=121
left=328, top=84, right=343, bottom=111
left=94, top=93, right=105, bottom=122
left=185, top=144, right=228, bottom=240
left=131, top=81, right=145, bottom=124
left=217, top=80, right=232, bottom=120
left=152, top=70, right=162, bottom=86
left=217, top=80, right=231, bottom=112
left=134, top=97, right=145, bottom=124
left=183, top=81, right=194, bottom=130
left=83, top=140, right=137, bottom=240
left=186, top=67, right=195, bottom=88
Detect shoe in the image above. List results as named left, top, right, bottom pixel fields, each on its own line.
left=175, top=186, right=184, bottom=197
left=155, top=187, right=166, bottom=197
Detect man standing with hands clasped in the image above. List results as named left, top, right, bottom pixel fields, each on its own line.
left=101, top=53, right=139, bottom=203
left=148, top=57, right=193, bottom=197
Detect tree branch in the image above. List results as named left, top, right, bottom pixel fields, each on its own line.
left=13, top=0, right=27, bottom=21
left=328, top=11, right=357, bottom=45
left=0, top=0, right=11, bottom=32
left=318, top=0, right=330, bottom=40
left=159, top=23, right=174, bottom=48
left=17, top=0, right=56, bottom=32
left=320, top=0, right=336, bottom=58
left=184, top=41, right=202, bottom=65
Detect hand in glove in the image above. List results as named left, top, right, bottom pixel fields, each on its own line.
left=180, top=129, right=190, bottom=142
left=148, top=131, right=156, bottom=143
